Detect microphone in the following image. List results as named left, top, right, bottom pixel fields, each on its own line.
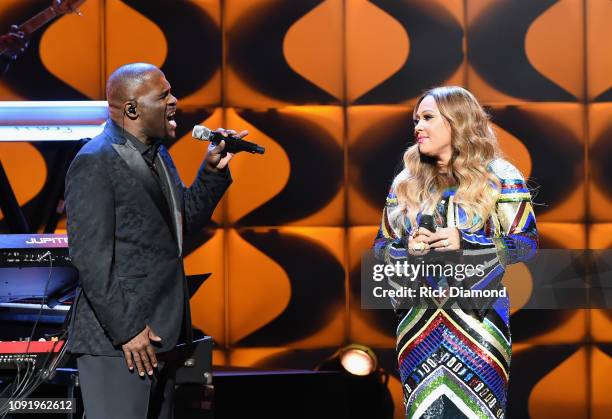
left=408, top=215, right=436, bottom=255
left=418, top=214, right=436, bottom=233
left=192, top=125, right=265, bottom=155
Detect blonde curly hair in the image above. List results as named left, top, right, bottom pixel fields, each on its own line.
left=389, top=86, right=502, bottom=233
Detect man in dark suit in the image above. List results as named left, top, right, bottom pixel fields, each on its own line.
left=65, top=62, right=246, bottom=418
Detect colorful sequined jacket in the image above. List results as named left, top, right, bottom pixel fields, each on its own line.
left=373, top=159, right=538, bottom=311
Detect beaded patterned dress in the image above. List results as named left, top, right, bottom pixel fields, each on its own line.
left=374, top=159, right=538, bottom=419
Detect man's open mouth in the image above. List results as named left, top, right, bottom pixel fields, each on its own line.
left=167, top=111, right=177, bottom=129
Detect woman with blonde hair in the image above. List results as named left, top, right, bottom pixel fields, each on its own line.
left=374, top=86, right=537, bottom=418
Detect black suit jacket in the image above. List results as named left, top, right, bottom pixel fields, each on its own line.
left=65, top=120, right=231, bottom=356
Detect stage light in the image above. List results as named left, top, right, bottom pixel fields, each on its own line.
left=0, top=101, right=108, bottom=141
left=338, top=344, right=378, bottom=376
left=315, top=344, right=394, bottom=418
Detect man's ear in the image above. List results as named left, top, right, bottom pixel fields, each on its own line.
left=124, top=101, right=138, bottom=119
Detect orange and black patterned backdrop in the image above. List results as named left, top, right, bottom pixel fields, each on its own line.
left=1, top=0, right=611, bottom=417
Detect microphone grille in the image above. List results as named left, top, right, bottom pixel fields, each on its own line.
left=192, top=125, right=212, bottom=141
